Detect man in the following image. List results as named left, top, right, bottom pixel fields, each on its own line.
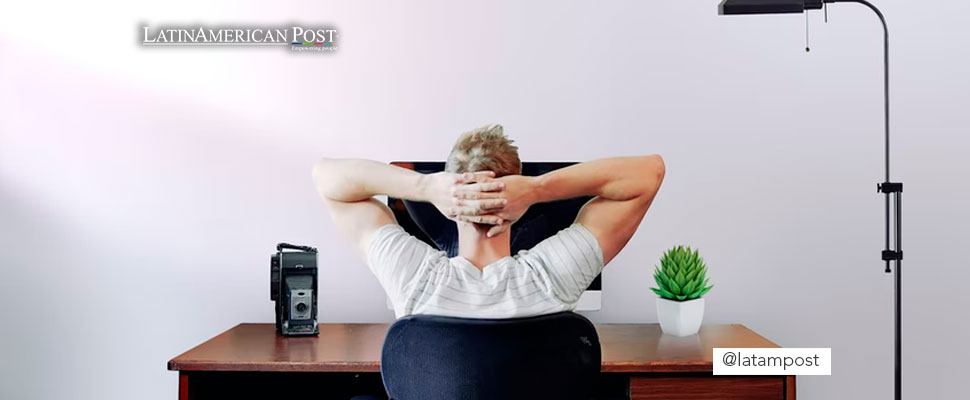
left=313, top=124, right=664, bottom=318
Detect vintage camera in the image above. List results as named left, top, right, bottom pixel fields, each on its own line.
left=270, top=243, right=319, bottom=336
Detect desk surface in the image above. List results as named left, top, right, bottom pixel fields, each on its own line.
left=168, top=323, right=779, bottom=373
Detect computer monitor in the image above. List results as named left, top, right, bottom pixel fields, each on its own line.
left=386, top=161, right=602, bottom=311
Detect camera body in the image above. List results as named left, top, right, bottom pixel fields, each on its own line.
left=270, top=243, right=319, bottom=336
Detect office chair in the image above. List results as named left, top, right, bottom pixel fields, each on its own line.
left=380, top=311, right=602, bottom=400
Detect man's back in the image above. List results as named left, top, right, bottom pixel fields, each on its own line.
left=369, top=223, right=603, bottom=318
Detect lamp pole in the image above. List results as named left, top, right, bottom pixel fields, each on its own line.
left=718, top=1, right=903, bottom=398
left=835, top=2, right=903, bottom=399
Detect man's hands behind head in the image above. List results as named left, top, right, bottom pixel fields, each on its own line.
left=452, top=174, right=539, bottom=237
left=424, top=171, right=508, bottom=224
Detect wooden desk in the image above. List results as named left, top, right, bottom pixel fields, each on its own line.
left=168, top=323, right=795, bottom=400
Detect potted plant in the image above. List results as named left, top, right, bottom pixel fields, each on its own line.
left=651, top=245, right=713, bottom=337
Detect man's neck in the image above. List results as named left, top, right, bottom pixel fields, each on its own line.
left=457, top=223, right=512, bottom=270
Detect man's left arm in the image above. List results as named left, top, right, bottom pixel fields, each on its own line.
left=312, top=158, right=507, bottom=257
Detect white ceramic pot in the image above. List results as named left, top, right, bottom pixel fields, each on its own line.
left=656, top=297, right=705, bottom=337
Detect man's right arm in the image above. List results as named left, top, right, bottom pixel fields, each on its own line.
left=463, top=155, right=665, bottom=264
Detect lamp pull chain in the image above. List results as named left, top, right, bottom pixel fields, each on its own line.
left=805, top=12, right=811, bottom=52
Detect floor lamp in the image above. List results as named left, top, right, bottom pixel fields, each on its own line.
left=716, top=0, right=903, bottom=399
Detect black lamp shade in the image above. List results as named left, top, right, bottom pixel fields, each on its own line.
left=718, top=0, right=823, bottom=15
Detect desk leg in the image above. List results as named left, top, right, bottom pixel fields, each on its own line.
left=785, top=376, right=796, bottom=399
left=179, top=372, right=190, bottom=400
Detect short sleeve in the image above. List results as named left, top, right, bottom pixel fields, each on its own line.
left=516, top=224, right=605, bottom=305
left=367, top=224, right=443, bottom=307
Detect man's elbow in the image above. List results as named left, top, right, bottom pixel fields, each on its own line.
left=648, top=154, right=665, bottom=183
left=312, top=158, right=342, bottom=199
left=639, top=154, right=665, bottom=194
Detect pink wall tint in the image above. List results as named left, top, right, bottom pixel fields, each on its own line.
left=2, top=1, right=969, bottom=399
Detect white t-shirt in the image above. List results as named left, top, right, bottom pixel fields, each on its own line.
left=367, top=223, right=604, bottom=319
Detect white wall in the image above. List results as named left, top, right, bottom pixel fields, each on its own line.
left=1, top=1, right=968, bottom=398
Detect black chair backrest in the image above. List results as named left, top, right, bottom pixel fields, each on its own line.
left=380, top=311, right=601, bottom=400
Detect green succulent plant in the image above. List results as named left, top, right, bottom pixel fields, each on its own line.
left=651, top=245, right=713, bottom=301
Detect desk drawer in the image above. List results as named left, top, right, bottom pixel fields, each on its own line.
left=630, top=375, right=786, bottom=400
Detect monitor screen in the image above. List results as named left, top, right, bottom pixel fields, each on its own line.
left=387, top=161, right=602, bottom=292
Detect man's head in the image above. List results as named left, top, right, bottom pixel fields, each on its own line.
left=445, top=124, right=521, bottom=178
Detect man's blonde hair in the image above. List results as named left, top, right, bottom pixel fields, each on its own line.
left=445, top=124, right=522, bottom=177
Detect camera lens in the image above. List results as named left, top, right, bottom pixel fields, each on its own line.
left=296, top=303, right=308, bottom=312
